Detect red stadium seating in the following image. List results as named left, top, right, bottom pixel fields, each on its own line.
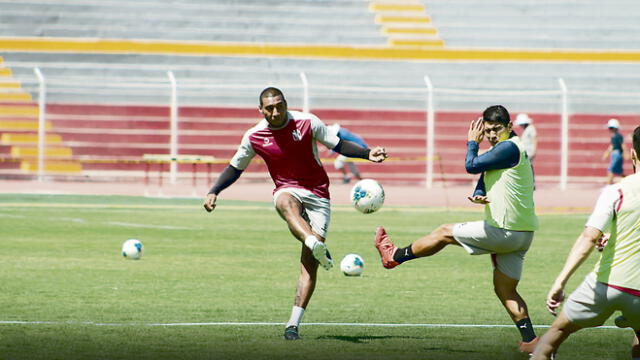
left=3, top=103, right=637, bottom=185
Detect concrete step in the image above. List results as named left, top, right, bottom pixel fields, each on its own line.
left=20, top=160, right=82, bottom=173
left=0, top=132, right=62, bottom=144
left=0, top=105, right=38, bottom=118
left=11, top=146, right=73, bottom=157
left=0, top=120, right=51, bottom=130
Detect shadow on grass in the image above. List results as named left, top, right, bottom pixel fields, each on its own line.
left=316, top=334, right=425, bottom=343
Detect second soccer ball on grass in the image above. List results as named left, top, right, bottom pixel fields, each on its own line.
left=340, top=253, right=364, bottom=276
left=350, top=178, right=385, bottom=214
left=122, top=239, right=143, bottom=260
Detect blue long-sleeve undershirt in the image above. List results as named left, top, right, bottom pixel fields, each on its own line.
left=466, top=140, right=520, bottom=197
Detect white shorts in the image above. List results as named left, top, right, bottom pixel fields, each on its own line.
left=452, top=221, right=534, bottom=280
left=273, top=187, right=331, bottom=238
left=334, top=155, right=350, bottom=170
left=564, top=273, right=640, bottom=330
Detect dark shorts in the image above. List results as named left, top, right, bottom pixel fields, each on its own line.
left=608, top=150, right=623, bottom=175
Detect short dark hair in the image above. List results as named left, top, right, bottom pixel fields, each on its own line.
left=259, top=87, right=286, bottom=107
left=483, top=105, right=510, bottom=125
left=633, top=125, right=640, bottom=155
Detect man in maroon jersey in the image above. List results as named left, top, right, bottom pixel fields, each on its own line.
left=204, top=87, right=387, bottom=340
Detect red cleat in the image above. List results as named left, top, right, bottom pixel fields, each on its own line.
left=518, top=337, right=539, bottom=354
left=374, top=226, right=399, bottom=269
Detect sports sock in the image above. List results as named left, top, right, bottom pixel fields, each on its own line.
left=393, top=245, right=416, bottom=264
left=304, top=235, right=319, bottom=251
left=286, top=306, right=305, bottom=328
left=515, top=318, right=536, bottom=342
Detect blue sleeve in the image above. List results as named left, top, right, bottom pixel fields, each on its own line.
left=465, top=140, right=520, bottom=174
left=473, top=173, right=486, bottom=197
left=338, top=128, right=368, bottom=148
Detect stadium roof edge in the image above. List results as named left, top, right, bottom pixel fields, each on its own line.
left=1, top=37, right=640, bottom=63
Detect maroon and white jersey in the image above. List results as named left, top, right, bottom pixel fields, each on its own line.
left=230, top=111, right=340, bottom=199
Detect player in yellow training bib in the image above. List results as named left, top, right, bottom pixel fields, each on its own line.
left=532, top=125, right=640, bottom=359
left=374, top=105, right=540, bottom=355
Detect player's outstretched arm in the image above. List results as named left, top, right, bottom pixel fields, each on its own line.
left=203, top=165, right=243, bottom=213
left=332, top=139, right=387, bottom=163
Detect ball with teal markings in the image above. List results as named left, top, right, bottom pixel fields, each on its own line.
left=350, top=178, right=385, bottom=214
left=122, top=239, right=143, bottom=260
left=340, top=253, right=365, bottom=276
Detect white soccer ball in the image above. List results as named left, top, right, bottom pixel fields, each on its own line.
left=122, top=239, right=143, bottom=260
left=350, top=179, right=385, bottom=214
left=340, top=253, right=364, bottom=276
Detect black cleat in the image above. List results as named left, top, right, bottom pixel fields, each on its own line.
left=284, top=325, right=301, bottom=340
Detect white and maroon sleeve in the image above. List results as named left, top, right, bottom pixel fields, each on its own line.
left=229, top=130, right=256, bottom=171
left=585, top=184, right=623, bottom=232
left=309, top=113, right=340, bottom=150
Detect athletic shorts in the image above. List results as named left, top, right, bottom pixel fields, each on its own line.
left=564, top=272, right=640, bottom=330
left=609, top=150, right=623, bottom=175
left=452, top=221, right=534, bottom=280
left=273, top=187, right=331, bottom=238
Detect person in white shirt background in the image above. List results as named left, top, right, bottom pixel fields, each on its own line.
left=516, top=113, right=538, bottom=186
left=515, top=113, right=537, bottom=163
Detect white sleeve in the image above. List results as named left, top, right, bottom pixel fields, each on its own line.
left=309, top=113, right=340, bottom=150
left=585, top=184, right=622, bottom=232
left=229, top=132, right=256, bottom=170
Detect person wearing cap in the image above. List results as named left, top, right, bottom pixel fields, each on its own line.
left=374, top=105, right=540, bottom=355
left=602, top=118, right=625, bottom=184
left=515, top=113, right=537, bottom=164
left=328, top=123, right=368, bottom=183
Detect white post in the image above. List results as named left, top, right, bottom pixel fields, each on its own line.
left=168, top=71, right=178, bottom=184
left=299, top=71, right=309, bottom=113
left=558, top=78, right=569, bottom=190
left=423, top=75, right=435, bottom=189
left=34, top=67, right=46, bottom=182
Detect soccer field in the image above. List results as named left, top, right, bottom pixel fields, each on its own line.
left=0, top=194, right=632, bottom=360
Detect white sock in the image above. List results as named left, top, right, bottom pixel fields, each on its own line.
left=304, top=235, right=319, bottom=251
left=286, top=306, right=305, bottom=328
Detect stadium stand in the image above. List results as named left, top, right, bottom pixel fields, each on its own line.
left=0, top=0, right=386, bottom=45
left=0, top=0, right=639, bottom=185
left=370, top=1, right=444, bottom=47
left=426, top=0, right=640, bottom=50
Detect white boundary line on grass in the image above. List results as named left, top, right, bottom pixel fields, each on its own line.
left=0, top=320, right=624, bottom=330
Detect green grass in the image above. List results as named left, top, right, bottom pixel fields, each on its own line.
left=0, top=194, right=634, bottom=360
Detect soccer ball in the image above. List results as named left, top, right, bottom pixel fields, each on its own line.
left=350, top=179, right=385, bottom=214
left=340, top=253, right=364, bottom=276
left=122, top=239, right=143, bottom=260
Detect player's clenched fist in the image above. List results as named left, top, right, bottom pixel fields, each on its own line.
left=369, top=146, right=388, bottom=163
left=203, top=193, right=217, bottom=212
